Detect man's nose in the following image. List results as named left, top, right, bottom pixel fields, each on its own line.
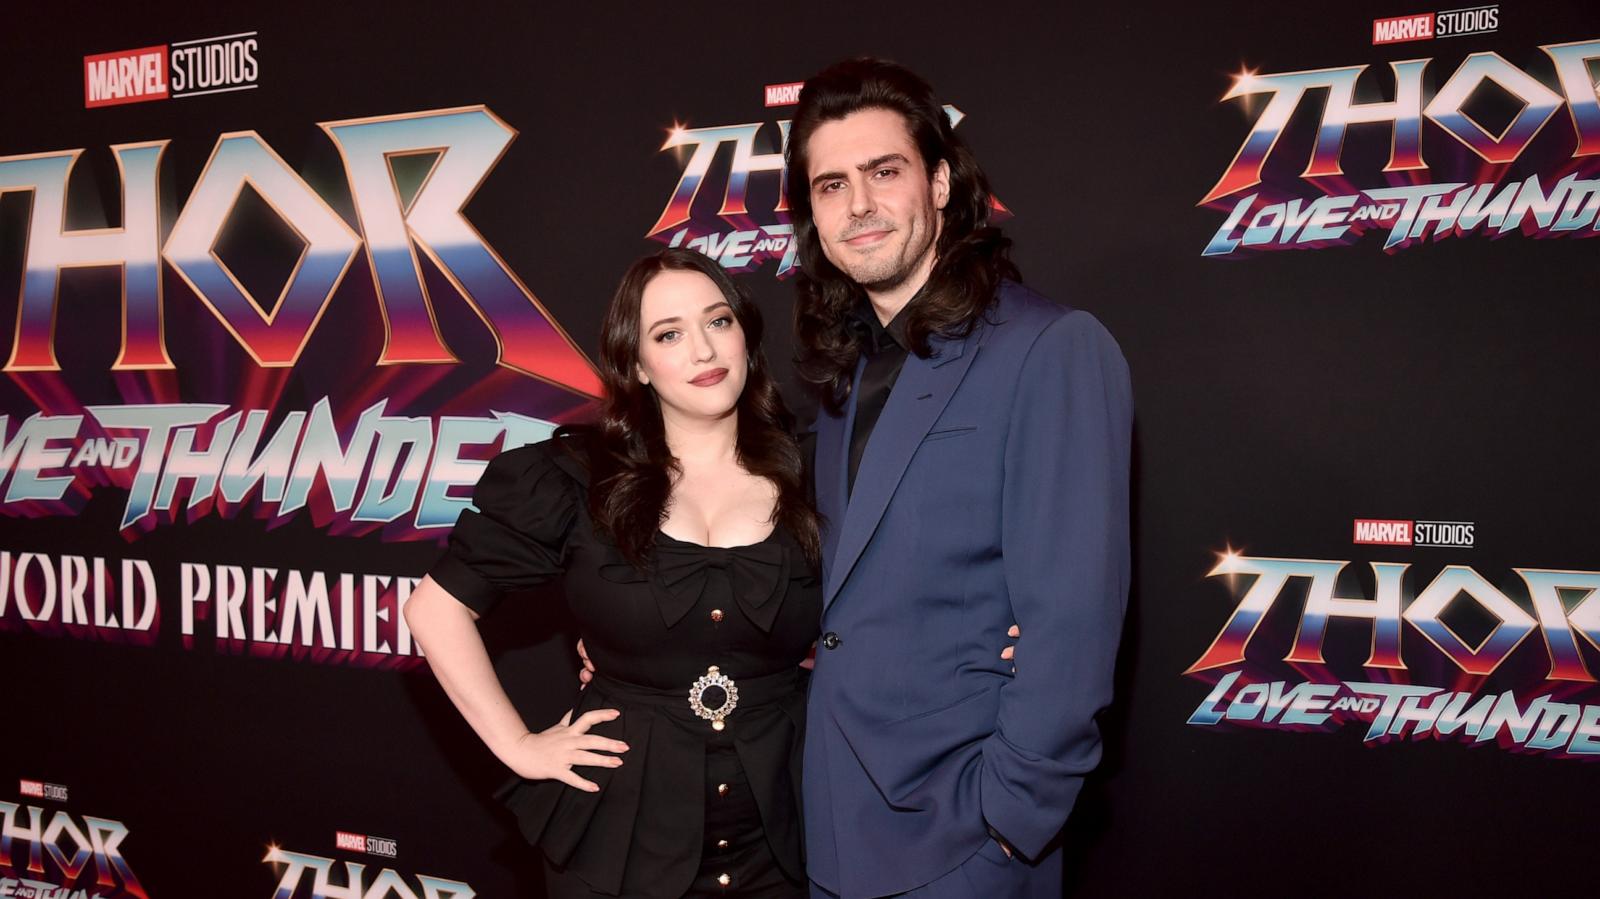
left=848, top=178, right=876, bottom=219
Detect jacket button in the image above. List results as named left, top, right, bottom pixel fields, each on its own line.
left=821, top=632, right=841, bottom=650
left=710, top=608, right=724, bottom=623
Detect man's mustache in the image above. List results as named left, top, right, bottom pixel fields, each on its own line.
left=838, top=219, right=895, bottom=241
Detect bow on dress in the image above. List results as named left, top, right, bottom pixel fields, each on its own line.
left=650, top=539, right=791, bottom=632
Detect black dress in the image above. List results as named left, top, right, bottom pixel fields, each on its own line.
left=428, top=437, right=818, bottom=898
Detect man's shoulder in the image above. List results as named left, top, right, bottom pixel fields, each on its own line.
left=986, top=281, right=1125, bottom=371
left=987, top=280, right=1085, bottom=344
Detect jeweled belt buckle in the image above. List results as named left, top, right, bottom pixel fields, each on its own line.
left=688, top=665, right=739, bottom=731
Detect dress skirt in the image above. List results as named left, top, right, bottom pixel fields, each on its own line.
left=502, top=669, right=809, bottom=899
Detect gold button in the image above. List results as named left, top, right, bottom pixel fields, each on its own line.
left=717, top=839, right=729, bottom=849
left=710, top=608, right=724, bottom=622
left=717, top=783, right=729, bottom=797
left=717, top=873, right=731, bottom=887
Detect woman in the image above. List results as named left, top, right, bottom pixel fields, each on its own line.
left=405, top=247, right=820, bottom=898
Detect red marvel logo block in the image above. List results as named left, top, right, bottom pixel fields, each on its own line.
left=84, top=45, right=170, bottom=107
left=764, top=82, right=804, bottom=107
left=1373, top=13, right=1435, bottom=45
left=1353, top=519, right=1414, bottom=545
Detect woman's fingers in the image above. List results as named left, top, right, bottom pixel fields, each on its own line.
left=580, top=735, right=630, bottom=753
left=569, top=708, right=621, bottom=732
left=575, top=639, right=595, bottom=687
left=555, top=769, right=600, bottom=793
left=569, top=750, right=624, bottom=768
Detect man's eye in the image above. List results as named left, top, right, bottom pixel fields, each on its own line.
left=874, top=167, right=898, bottom=179
left=654, top=329, right=681, bottom=343
left=820, top=180, right=843, bottom=193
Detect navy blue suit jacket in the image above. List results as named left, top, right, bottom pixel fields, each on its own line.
left=803, top=281, right=1133, bottom=898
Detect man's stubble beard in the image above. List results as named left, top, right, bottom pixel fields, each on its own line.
left=840, top=220, right=939, bottom=296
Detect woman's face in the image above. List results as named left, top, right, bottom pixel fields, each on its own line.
left=635, top=269, right=748, bottom=424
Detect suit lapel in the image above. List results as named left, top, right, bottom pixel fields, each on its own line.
left=813, top=355, right=861, bottom=592
left=823, top=328, right=983, bottom=609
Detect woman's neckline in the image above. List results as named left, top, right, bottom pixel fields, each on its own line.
left=655, top=526, right=780, bottom=551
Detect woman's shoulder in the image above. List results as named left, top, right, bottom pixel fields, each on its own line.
left=485, top=432, right=593, bottom=489
left=466, top=434, right=595, bottom=536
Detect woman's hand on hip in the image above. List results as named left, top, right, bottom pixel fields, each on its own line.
left=505, top=708, right=628, bottom=791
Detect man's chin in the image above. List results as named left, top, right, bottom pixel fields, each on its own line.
left=853, top=266, right=915, bottom=294
left=832, top=252, right=908, bottom=289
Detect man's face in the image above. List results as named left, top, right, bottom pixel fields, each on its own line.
left=804, top=108, right=950, bottom=295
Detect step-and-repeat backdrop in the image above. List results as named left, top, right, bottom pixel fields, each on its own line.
left=2, top=2, right=1596, bottom=896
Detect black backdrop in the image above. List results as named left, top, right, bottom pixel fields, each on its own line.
left=3, top=2, right=1598, bottom=896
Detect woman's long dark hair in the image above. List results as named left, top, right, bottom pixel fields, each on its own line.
left=562, top=248, right=821, bottom=567
left=786, top=57, right=1021, bottom=413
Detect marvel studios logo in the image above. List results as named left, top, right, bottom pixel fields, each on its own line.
left=1372, top=6, right=1498, bottom=45
left=18, top=779, right=68, bottom=801
left=335, top=830, right=398, bottom=858
left=1353, top=519, right=1475, bottom=547
left=84, top=31, right=259, bottom=108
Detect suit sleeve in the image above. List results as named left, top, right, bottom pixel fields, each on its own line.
left=981, top=309, right=1133, bottom=860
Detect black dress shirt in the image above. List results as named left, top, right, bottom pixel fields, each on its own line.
left=845, top=297, right=913, bottom=496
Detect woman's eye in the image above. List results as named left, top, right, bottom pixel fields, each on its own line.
left=709, top=316, right=732, bottom=329
left=654, top=329, right=680, bottom=343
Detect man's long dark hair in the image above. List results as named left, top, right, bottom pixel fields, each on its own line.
left=786, top=57, right=1020, bottom=413
left=563, top=248, right=821, bottom=567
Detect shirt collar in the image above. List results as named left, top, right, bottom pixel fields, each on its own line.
left=847, top=290, right=919, bottom=354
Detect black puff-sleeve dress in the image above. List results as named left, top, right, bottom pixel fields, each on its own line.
left=427, top=437, right=819, bottom=898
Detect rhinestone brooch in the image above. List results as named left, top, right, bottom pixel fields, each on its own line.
left=688, top=665, right=739, bottom=731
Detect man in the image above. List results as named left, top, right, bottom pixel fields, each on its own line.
left=786, top=58, right=1132, bottom=898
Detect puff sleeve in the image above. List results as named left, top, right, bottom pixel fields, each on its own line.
left=426, top=442, right=580, bottom=616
